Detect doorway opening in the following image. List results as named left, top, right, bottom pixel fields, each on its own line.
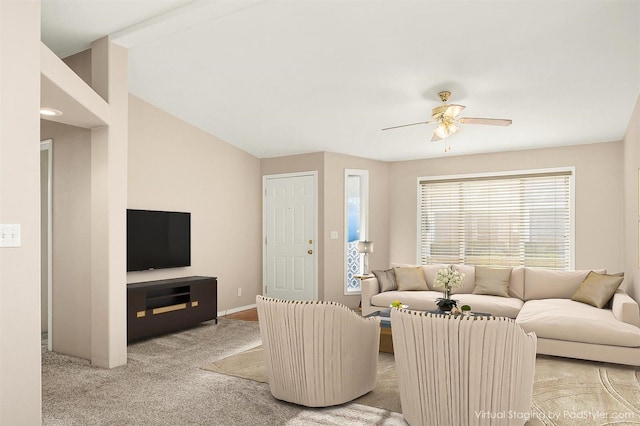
left=40, top=139, right=53, bottom=351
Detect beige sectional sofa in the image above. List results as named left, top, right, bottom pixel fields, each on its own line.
left=361, top=264, right=640, bottom=366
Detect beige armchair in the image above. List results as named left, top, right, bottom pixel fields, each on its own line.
left=256, top=295, right=380, bottom=407
left=391, top=309, right=537, bottom=426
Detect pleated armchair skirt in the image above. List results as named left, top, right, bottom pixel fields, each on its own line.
left=256, top=295, right=381, bottom=407
left=391, top=309, right=537, bottom=426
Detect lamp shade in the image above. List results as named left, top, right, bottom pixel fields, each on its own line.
left=357, top=240, right=373, bottom=254
left=434, top=122, right=459, bottom=139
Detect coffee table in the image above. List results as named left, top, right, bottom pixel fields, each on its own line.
left=426, top=309, right=492, bottom=317
left=366, top=308, right=492, bottom=354
left=366, top=309, right=393, bottom=353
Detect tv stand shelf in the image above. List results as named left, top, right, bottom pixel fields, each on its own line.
left=127, top=276, right=217, bottom=343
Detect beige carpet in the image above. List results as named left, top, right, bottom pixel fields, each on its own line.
left=43, top=320, right=406, bottom=426
left=202, top=346, right=640, bottom=425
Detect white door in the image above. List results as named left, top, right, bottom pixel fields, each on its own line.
left=264, top=173, right=317, bottom=301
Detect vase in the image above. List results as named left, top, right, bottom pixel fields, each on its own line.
left=437, top=287, right=455, bottom=311
left=438, top=300, right=455, bottom=312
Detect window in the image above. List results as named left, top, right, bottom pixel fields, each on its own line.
left=345, top=169, right=369, bottom=294
left=418, top=168, right=574, bottom=270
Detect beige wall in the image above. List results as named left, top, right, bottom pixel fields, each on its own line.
left=40, top=121, right=92, bottom=359
left=0, top=1, right=42, bottom=423
left=127, top=95, right=262, bottom=313
left=323, top=152, right=389, bottom=307
left=260, top=152, right=389, bottom=308
left=624, top=95, right=640, bottom=301
left=63, top=49, right=91, bottom=86
left=388, top=141, right=624, bottom=276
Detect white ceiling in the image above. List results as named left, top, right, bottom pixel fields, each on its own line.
left=41, top=0, right=640, bottom=161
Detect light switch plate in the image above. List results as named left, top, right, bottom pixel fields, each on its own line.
left=0, top=224, right=21, bottom=247
left=330, top=231, right=338, bottom=239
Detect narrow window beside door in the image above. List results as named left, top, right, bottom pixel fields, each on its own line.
left=345, top=169, right=369, bottom=294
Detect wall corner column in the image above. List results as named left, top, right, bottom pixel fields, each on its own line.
left=0, top=1, right=43, bottom=423
left=90, top=37, right=128, bottom=368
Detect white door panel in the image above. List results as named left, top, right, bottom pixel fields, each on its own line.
left=264, top=174, right=316, bottom=301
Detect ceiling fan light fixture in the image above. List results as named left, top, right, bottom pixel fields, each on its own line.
left=434, top=122, right=459, bottom=139
left=444, top=104, right=465, bottom=117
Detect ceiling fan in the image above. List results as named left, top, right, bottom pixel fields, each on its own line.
left=382, top=91, right=512, bottom=145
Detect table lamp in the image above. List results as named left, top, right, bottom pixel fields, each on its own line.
left=357, top=240, right=374, bottom=275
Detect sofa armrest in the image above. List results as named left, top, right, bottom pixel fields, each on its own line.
left=612, top=290, right=640, bottom=327
left=361, top=277, right=380, bottom=316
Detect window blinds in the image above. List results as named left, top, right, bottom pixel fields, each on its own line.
left=419, top=170, right=572, bottom=270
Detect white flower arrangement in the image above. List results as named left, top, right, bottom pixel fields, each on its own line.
left=434, top=267, right=465, bottom=291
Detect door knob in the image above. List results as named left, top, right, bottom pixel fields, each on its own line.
left=308, top=249, right=313, bottom=254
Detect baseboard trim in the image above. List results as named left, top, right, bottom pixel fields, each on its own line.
left=218, top=303, right=257, bottom=318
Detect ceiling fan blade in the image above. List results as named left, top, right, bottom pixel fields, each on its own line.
left=381, top=120, right=436, bottom=131
left=459, top=117, right=512, bottom=126
left=444, top=104, right=465, bottom=117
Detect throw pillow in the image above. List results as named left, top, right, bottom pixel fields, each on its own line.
left=473, top=267, right=512, bottom=297
left=571, top=271, right=624, bottom=308
left=394, top=266, right=428, bottom=291
left=372, top=269, right=397, bottom=292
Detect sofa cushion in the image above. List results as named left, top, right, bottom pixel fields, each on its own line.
left=394, top=267, right=428, bottom=291
left=524, top=268, right=605, bottom=301
left=453, top=294, right=524, bottom=319
left=516, top=299, right=640, bottom=347
left=450, top=264, right=476, bottom=294
left=473, top=267, right=512, bottom=297
left=571, top=271, right=624, bottom=308
left=371, top=290, right=442, bottom=312
left=421, top=265, right=448, bottom=290
left=372, top=269, right=397, bottom=292
left=509, top=267, right=525, bottom=299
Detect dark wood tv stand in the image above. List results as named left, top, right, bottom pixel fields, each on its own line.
left=126, top=276, right=217, bottom=343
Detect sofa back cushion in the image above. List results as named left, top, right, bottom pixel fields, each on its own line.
left=524, top=268, right=605, bottom=300
left=385, top=264, right=531, bottom=298
left=422, top=264, right=449, bottom=290
left=450, top=264, right=476, bottom=294
left=509, top=267, right=525, bottom=299
left=441, top=265, right=525, bottom=298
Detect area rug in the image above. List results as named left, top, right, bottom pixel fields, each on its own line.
left=202, top=347, right=640, bottom=425
left=532, top=356, right=640, bottom=425
left=201, top=345, right=400, bottom=412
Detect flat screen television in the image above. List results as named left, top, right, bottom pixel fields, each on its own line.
left=127, top=209, right=191, bottom=272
